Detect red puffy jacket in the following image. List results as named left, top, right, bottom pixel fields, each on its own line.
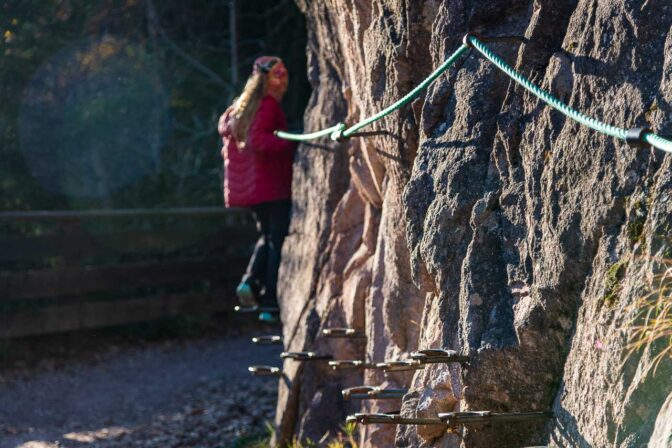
left=218, top=96, right=296, bottom=207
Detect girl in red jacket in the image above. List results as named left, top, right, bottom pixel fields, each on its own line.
left=218, top=56, right=296, bottom=322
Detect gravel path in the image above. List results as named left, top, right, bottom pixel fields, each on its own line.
left=0, top=335, right=282, bottom=447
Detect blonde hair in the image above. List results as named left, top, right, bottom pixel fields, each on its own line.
left=231, top=72, right=268, bottom=145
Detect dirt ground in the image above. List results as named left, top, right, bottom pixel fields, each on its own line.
left=0, top=323, right=281, bottom=447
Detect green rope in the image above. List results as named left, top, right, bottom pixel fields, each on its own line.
left=274, top=44, right=469, bottom=142
left=339, top=44, right=470, bottom=139
left=644, top=133, right=672, bottom=153
left=467, top=35, right=672, bottom=153
left=275, top=123, right=345, bottom=142
left=274, top=34, right=672, bottom=155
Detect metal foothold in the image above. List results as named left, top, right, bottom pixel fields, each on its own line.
left=280, top=351, right=333, bottom=361
left=235, top=305, right=279, bottom=313
left=342, top=386, right=376, bottom=400
left=411, top=349, right=469, bottom=364
left=377, top=360, right=424, bottom=372
left=437, top=411, right=554, bottom=427
left=248, top=365, right=282, bottom=377
left=342, top=385, right=407, bottom=400
left=329, top=360, right=373, bottom=370
left=252, top=335, right=283, bottom=345
left=235, top=305, right=255, bottom=313
left=413, top=348, right=455, bottom=357
left=346, top=413, right=445, bottom=426
left=322, top=328, right=365, bottom=338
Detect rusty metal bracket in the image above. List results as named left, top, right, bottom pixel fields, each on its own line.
left=248, top=365, right=282, bottom=377
left=252, top=335, right=283, bottom=345
left=280, top=351, right=333, bottom=361
left=328, top=360, right=377, bottom=371
left=411, top=349, right=469, bottom=364
left=376, top=360, right=425, bottom=372
left=342, top=386, right=408, bottom=400
left=438, top=411, right=553, bottom=427
left=346, top=410, right=551, bottom=427
left=346, top=413, right=446, bottom=426
left=322, top=328, right=366, bottom=338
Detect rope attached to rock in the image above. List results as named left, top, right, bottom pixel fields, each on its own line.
left=275, top=123, right=345, bottom=142
left=464, top=34, right=670, bottom=152
left=275, top=43, right=469, bottom=142
left=275, top=34, right=672, bottom=154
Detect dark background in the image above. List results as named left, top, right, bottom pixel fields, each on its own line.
left=0, top=0, right=310, bottom=211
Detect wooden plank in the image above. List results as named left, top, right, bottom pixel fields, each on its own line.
left=0, top=291, right=237, bottom=338
left=0, top=256, right=249, bottom=301
left=0, top=207, right=251, bottom=221
left=0, top=227, right=257, bottom=262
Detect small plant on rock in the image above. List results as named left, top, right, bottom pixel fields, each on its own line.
left=627, top=253, right=672, bottom=373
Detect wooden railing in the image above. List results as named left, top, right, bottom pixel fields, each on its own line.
left=0, top=207, right=256, bottom=338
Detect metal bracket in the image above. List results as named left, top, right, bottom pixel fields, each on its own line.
left=347, top=410, right=553, bottom=427
left=346, top=413, right=445, bottom=426
left=252, top=335, right=283, bottom=345
left=234, top=305, right=279, bottom=314
left=328, top=360, right=376, bottom=370
left=280, top=351, right=333, bottom=361
left=322, top=328, right=366, bottom=338
left=411, top=349, right=470, bottom=364
left=438, top=411, right=553, bottom=426
left=248, top=365, right=282, bottom=377
left=376, top=360, right=425, bottom=372
left=342, top=385, right=377, bottom=399
left=342, top=386, right=407, bottom=400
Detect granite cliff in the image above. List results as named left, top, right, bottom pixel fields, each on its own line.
left=275, top=1, right=672, bottom=446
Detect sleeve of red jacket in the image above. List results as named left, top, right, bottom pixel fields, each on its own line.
left=247, top=99, right=296, bottom=155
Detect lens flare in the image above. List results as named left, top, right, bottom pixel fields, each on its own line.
left=19, top=37, right=170, bottom=198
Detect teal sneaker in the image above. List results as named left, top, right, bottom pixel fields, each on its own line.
left=236, top=282, right=258, bottom=307
left=258, top=312, right=278, bottom=323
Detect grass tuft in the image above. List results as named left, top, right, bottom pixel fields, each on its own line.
left=627, top=254, right=672, bottom=374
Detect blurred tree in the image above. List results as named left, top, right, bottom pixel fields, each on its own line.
left=0, top=0, right=309, bottom=210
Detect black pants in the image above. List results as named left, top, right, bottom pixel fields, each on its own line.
left=242, top=199, right=291, bottom=306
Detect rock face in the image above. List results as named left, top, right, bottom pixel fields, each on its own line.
left=275, top=1, right=672, bottom=447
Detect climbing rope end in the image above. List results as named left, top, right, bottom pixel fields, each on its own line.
left=625, top=127, right=652, bottom=149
